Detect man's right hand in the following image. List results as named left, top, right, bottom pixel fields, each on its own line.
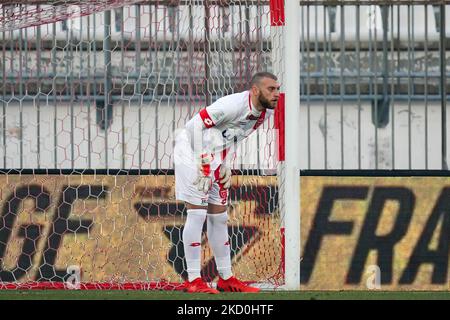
left=193, top=153, right=214, bottom=193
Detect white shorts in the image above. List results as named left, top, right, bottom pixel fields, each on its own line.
left=174, top=135, right=229, bottom=206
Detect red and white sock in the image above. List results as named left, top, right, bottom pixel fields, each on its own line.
left=207, top=211, right=233, bottom=280
left=183, top=209, right=207, bottom=282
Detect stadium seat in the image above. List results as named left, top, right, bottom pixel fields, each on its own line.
left=331, top=5, right=384, bottom=42
left=299, top=5, right=331, bottom=43
left=389, top=5, right=439, bottom=42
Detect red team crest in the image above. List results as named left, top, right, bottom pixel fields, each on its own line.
left=219, top=189, right=228, bottom=204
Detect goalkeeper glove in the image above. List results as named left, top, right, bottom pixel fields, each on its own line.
left=193, top=153, right=214, bottom=193
left=218, top=165, right=232, bottom=189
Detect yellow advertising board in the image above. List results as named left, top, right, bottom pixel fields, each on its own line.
left=0, top=173, right=282, bottom=286
left=301, top=176, right=450, bottom=291
left=0, top=172, right=448, bottom=291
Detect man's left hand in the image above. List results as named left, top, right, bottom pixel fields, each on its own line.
left=218, top=165, right=232, bottom=189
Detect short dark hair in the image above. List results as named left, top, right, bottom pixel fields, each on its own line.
left=250, top=72, right=278, bottom=87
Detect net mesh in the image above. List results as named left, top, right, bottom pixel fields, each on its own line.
left=0, top=1, right=284, bottom=289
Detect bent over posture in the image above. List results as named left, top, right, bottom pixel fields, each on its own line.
left=174, top=72, right=280, bottom=293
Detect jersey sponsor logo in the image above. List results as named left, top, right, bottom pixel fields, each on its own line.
left=204, top=118, right=214, bottom=127
left=210, top=110, right=225, bottom=123
left=246, top=114, right=260, bottom=121
left=222, top=128, right=244, bottom=142
left=199, top=109, right=215, bottom=128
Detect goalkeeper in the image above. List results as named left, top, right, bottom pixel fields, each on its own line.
left=174, top=72, right=280, bottom=294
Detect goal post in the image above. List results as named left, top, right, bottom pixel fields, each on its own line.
left=270, top=0, right=301, bottom=290
left=282, top=0, right=301, bottom=291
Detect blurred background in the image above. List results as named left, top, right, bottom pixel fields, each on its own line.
left=0, top=0, right=449, bottom=170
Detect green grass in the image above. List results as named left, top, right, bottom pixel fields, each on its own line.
left=0, top=290, right=448, bottom=300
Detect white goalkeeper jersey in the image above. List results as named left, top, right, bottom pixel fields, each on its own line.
left=180, top=90, right=273, bottom=164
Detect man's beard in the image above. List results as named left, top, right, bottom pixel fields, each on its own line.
left=258, top=95, right=274, bottom=109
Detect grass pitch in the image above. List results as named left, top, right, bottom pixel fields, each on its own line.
left=0, top=290, right=448, bottom=300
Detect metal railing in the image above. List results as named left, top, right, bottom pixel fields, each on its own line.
left=0, top=1, right=449, bottom=170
